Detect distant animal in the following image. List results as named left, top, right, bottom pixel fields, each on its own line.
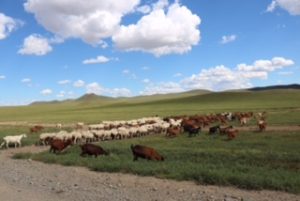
left=49, top=139, right=72, bottom=154
left=209, top=125, right=220, bottom=135
left=166, top=126, right=181, bottom=137
left=56, top=123, right=62, bottom=129
left=257, top=120, right=267, bottom=132
left=220, top=125, right=233, bottom=135
left=0, top=134, right=27, bottom=149
left=183, top=124, right=201, bottom=137
left=30, top=125, right=44, bottom=133
left=80, top=143, right=108, bottom=158
left=131, top=144, right=164, bottom=161
left=76, top=122, right=84, bottom=129
left=226, top=128, right=239, bottom=140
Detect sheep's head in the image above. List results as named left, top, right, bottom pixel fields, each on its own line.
left=23, top=134, right=27, bottom=138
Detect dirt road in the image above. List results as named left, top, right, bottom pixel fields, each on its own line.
left=0, top=146, right=299, bottom=201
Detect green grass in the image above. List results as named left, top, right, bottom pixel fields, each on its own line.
left=1, top=89, right=300, bottom=193
left=0, top=90, right=299, bottom=124
left=15, top=131, right=300, bottom=194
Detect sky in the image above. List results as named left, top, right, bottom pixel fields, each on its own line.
left=0, top=0, right=299, bottom=106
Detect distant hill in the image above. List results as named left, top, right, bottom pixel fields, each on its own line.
left=249, top=84, right=300, bottom=91
left=29, top=84, right=299, bottom=106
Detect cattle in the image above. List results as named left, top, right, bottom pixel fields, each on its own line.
left=131, top=144, right=164, bottom=161
left=166, top=126, right=181, bottom=138
left=80, top=143, right=108, bottom=157
left=209, top=125, right=220, bottom=135
left=49, top=139, right=72, bottom=154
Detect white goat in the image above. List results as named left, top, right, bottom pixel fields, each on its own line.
left=0, top=134, right=27, bottom=148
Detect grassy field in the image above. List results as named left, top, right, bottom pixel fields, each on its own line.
left=14, top=130, right=300, bottom=193
left=0, top=90, right=299, bottom=124
left=1, top=89, right=300, bottom=193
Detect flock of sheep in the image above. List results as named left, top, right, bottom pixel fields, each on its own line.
left=0, top=112, right=267, bottom=150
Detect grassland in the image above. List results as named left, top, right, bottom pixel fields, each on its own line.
left=14, top=130, right=300, bottom=193
left=1, top=89, right=300, bottom=193
left=0, top=89, right=299, bottom=124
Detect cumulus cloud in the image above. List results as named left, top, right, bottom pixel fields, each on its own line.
left=73, top=80, right=85, bottom=88
left=266, top=0, right=300, bottom=15
left=40, top=89, right=53, bottom=95
left=181, top=65, right=252, bottom=91
left=86, top=82, right=132, bottom=97
left=18, top=34, right=52, bottom=56
left=237, top=57, right=294, bottom=72
left=24, top=0, right=140, bottom=45
left=122, top=69, right=137, bottom=79
left=58, top=80, right=71, bottom=85
left=113, top=2, right=201, bottom=56
left=173, top=73, right=182, bottom=77
left=0, top=75, right=6, bottom=80
left=82, top=55, right=110, bottom=64
left=140, top=57, right=295, bottom=94
left=142, top=78, right=151, bottom=84
left=220, top=35, right=237, bottom=44
left=0, top=13, right=22, bottom=40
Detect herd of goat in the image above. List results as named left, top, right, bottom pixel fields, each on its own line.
left=0, top=112, right=267, bottom=160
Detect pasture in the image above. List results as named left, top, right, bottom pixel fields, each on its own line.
left=1, top=89, right=300, bottom=193
left=14, top=130, right=300, bottom=193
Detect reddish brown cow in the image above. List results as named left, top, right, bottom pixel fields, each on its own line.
left=131, top=144, right=164, bottom=161
left=49, top=139, right=72, bottom=154
left=257, top=120, right=267, bottom=132
left=80, top=143, right=108, bottom=157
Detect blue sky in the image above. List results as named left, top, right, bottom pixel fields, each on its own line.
left=0, top=0, right=299, bottom=105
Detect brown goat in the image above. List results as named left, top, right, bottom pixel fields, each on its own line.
left=80, top=143, right=108, bottom=157
left=131, top=144, right=164, bottom=161
left=49, top=139, right=72, bottom=154
left=166, top=126, right=181, bottom=137
left=226, top=128, right=239, bottom=140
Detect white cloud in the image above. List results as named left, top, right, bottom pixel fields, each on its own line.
left=83, top=55, right=110, bottom=64
left=267, top=1, right=277, bottom=12
left=113, top=2, right=201, bottom=56
left=140, top=56, right=295, bottom=93
left=21, top=78, right=31, bottom=83
left=267, top=0, right=300, bottom=15
left=58, top=80, right=71, bottom=85
left=86, top=82, right=132, bottom=97
left=181, top=65, right=252, bottom=91
left=18, top=34, right=52, bottom=56
left=40, top=89, right=53, bottom=95
left=110, top=88, right=132, bottom=97
left=237, top=57, right=294, bottom=72
left=0, top=75, right=6, bottom=80
left=0, top=13, right=22, bottom=40
left=142, top=66, right=150, bottom=70
left=220, top=35, right=237, bottom=44
left=24, top=0, right=140, bottom=45
left=140, top=82, right=184, bottom=95
left=57, top=91, right=66, bottom=98
left=73, top=80, right=85, bottom=88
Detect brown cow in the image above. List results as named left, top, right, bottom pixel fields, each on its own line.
left=80, top=143, right=108, bottom=157
left=49, top=139, right=72, bottom=154
left=257, top=120, right=267, bottom=132
left=131, top=144, right=164, bottom=161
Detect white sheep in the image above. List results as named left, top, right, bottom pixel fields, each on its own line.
left=0, top=134, right=27, bottom=148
